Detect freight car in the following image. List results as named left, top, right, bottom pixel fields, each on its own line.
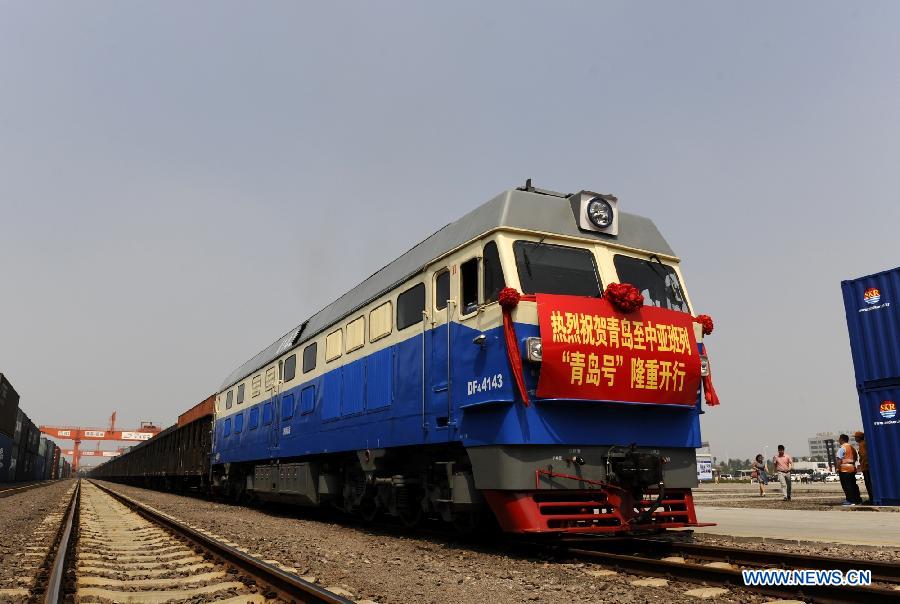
left=90, top=396, right=214, bottom=491
left=92, top=184, right=721, bottom=535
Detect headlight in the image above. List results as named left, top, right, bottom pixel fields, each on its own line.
left=700, top=355, right=710, bottom=377
left=586, top=197, right=613, bottom=229
left=525, top=337, right=543, bottom=362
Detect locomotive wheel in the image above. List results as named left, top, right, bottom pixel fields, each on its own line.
left=359, top=497, right=380, bottom=522
left=398, top=496, right=424, bottom=529
left=452, top=507, right=499, bottom=538
left=452, top=510, right=479, bottom=535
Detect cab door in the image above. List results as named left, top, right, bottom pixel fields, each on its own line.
left=456, top=241, right=508, bottom=405
left=456, top=254, right=485, bottom=405
left=430, top=268, right=452, bottom=426
left=264, top=367, right=281, bottom=454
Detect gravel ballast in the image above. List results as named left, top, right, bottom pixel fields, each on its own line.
left=0, top=480, right=76, bottom=600
left=94, top=481, right=866, bottom=604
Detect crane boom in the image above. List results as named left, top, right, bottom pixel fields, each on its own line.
left=39, top=414, right=161, bottom=471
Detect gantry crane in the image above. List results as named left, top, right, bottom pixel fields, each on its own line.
left=40, top=411, right=161, bottom=471
left=63, top=445, right=128, bottom=463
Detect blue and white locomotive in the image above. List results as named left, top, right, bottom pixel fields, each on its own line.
left=211, top=183, right=715, bottom=534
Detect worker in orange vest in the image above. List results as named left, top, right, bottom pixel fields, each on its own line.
left=855, top=431, right=872, bottom=504
left=836, top=434, right=862, bottom=505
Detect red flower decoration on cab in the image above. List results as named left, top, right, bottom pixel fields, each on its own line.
left=604, top=283, right=644, bottom=313
left=498, top=287, right=521, bottom=310
left=694, top=314, right=714, bottom=335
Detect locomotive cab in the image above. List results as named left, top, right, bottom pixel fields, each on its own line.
left=439, top=190, right=713, bottom=534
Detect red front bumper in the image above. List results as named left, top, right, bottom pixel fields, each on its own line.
left=483, top=488, right=713, bottom=534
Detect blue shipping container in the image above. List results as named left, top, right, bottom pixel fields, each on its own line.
left=841, top=266, right=900, bottom=505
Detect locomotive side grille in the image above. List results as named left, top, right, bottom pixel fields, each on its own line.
left=533, top=491, right=622, bottom=528
left=486, top=488, right=700, bottom=531
left=640, top=490, right=693, bottom=522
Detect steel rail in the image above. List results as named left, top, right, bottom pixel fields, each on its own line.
left=89, top=480, right=352, bottom=604
left=565, top=546, right=900, bottom=604
left=0, top=480, right=57, bottom=499
left=627, top=537, right=900, bottom=584
left=42, top=479, right=80, bottom=603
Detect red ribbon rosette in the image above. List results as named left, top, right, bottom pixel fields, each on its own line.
left=498, top=287, right=521, bottom=310
left=603, top=282, right=644, bottom=313
left=694, top=314, right=714, bottom=335
left=497, top=287, right=529, bottom=406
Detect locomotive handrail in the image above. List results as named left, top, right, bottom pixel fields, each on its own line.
left=421, top=310, right=428, bottom=430
left=534, top=468, right=624, bottom=491
left=446, top=299, right=455, bottom=424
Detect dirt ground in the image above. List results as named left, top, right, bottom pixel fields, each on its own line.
left=0, top=480, right=76, bottom=599
left=96, top=481, right=853, bottom=604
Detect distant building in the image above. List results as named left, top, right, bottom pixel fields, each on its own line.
left=808, top=431, right=860, bottom=458
left=793, top=460, right=830, bottom=473
left=696, top=441, right=713, bottom=481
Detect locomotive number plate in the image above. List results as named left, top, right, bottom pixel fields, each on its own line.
left=467, top=373, right=504, bottom=396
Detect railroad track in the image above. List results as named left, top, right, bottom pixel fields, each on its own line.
left=39, top=480, right=353, bottom=603
left=56, top=483, right=900, bottom=602
left=0, top=480, right=57, bottom=499
left=556, top=536, right=900, bottom=603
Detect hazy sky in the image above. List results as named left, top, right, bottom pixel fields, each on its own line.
left=2, top=2, right=899, bottom=465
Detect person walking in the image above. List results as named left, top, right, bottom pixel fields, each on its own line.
left=836, top=434, right=862, bottom=505
left=855, top=431, right=873, bottom=504
left=751, top=454, right=769, bottom=496
left=772, top=445, right=793, bottom=501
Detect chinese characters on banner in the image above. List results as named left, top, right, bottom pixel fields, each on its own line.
left=535, top=294, right=701, bottom=405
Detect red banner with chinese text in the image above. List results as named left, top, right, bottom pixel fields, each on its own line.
left=535, top=294, right=701, bottom=405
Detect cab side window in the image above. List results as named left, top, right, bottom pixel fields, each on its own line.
left=397, top=283, right=425, bottom=330
left=303, top=342, right=317, bottom=373
left=435, top=270, right=450, bottom=310
left=460, top=258, right=478, bottom=315
left=225, top=390, right=233, bottom=410
left=483, top=241, right=505, bottom=303
left=283, top=354, right=297, bottom=382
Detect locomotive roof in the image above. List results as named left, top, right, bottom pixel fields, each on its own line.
left=220, top=186, right=675, bottom=391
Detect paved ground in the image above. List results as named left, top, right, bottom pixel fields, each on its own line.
left=685, top=506, right=900, bottom=546
left=693, top=481, right=888, bottom=510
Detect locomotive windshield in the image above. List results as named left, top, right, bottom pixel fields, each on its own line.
left=514, top=240, right=601, bottom=297
left=613, top=254, right=689, bottom=312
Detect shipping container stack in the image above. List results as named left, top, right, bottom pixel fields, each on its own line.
left=36, top=437, right=47, bottom=481
left=51, top=445, right=61, bottom=479
left=25, top=419, right=40, bottom=481
left=45, top=440, right=55, bottom=479
left=0, top=374, right=20, bottom=482
left=14, top=410, right=29, bottom=481
left=1, top=373, right=55, bottom=484
left=42, top=438, right=56, bottom=480
left=841, top=267, right=900, bottom=505
left=9, top=409, right=23, bottom=482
